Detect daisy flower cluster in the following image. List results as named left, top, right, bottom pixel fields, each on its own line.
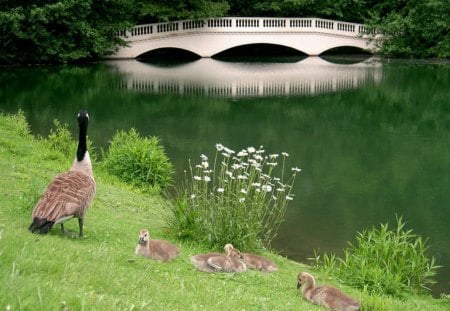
left=176, top=143, right=301, bottom=250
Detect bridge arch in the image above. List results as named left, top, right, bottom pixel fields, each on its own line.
left=213, top=43, right=307, bottom=59
left=110, top=17, right=377, bottom=59
left=137, top=47, right=200, bottom=61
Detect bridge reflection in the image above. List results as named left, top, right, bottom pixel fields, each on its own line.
left=108, top=57, right=382, bottom=97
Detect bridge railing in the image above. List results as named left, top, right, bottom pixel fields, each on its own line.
left=118, top=17, right=372, bottom=42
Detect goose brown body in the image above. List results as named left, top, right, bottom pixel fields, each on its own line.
left=190, top=244, right=247, bottom=273
left=242, top=253, right=279, bottom=273
left=29, top=110, right=95, bottom=236
left=297, top=272, right=360, bottom=311
left=135, top=229, right=179, bottom=262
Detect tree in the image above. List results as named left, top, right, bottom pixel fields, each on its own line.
left=0, top=0, right=134, bottom=65
left=366, top=0, right=450, bottom=58
left=132, top=0, right=229, bottom=24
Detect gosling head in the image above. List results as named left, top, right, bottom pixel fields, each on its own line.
left=224, top=243, right=243, bottom=259
left=297, top=271, right=314, bottom=289
left=138, top=229, right=150, bottom=245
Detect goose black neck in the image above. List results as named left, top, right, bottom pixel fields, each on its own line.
left=76, top=116, right=88, bottom=162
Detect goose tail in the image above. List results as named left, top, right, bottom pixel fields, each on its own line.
left=29, top=218, right=54, bottom=234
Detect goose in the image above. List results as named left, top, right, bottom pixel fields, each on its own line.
left=28, top=110, right=95, bottom=237
left=134, top=229, right=180, bottom=262
left=297, top=271, right=360, bottom=311
left=190, top=244, right=247, bottom=273
left=241, top=252, right=279, bottom=273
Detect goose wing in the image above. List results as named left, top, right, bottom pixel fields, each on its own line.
left=32, top=170, right=95, bottom=221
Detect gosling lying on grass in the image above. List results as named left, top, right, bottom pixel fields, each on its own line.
left=190, top=244, right=247, bottom=273
left=134, top=229, right=179, bottom=262
left=241, top=252, right=279, bottom=273
left=297, top=271, right=360, bottom=311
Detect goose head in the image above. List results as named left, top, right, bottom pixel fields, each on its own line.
left=297, top=271, right=315, bottom=289
left=138, top=229, right=150, bottom=245
left=77, top=110, right=89, bottom=125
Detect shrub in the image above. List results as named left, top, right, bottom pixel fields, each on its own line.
left=102, top=128, right=173, bottom=192
left=7, top=110, right=31, bottom=137
left=45, top=119, right=76, bottom=158
left=166, top=143, right=301, bottom=251
left=317, top=216, right=440, bottom=297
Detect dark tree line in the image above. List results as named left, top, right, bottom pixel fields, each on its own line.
left=1, top=0, right=448, bottom=65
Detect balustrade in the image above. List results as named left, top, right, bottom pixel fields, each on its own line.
left=118, top=17, right=373, bottom=39
left=290, top=19, right=312, bottom=28
left=157, top=22, right=178, bottom=33
left=337, top=22, right=355, bottom=32
left=235, top=18, right=259, bottom=27
left=182, top=20, right=205, bottom=30
left=315, top=20, right=334, bottom=30
left=208, top=19, right=232, bottom=27
left=263, top=19, right=286, bottom=28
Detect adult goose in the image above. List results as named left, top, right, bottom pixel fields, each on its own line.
left=297, top=271, right=360, bottom=311
left=134, top=229, right=180, bottom=262
left=29, top=110, right=95, bottom=237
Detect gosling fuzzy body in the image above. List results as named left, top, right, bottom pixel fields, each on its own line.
left=135, top=229, right=179, bottom=262
left=190, top=244, right=247, bottom=273
left=242, top=253, right=279, bottom=273
left=297, top=272, right=360, bottom=311
left=29, top=110, right=95, bottom=237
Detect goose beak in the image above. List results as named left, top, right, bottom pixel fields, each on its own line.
left=297, top=281, right=301, bottom=289
left=138, top=237, right=145, bottom=245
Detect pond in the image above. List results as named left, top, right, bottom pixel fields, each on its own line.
left=0, top=57, right=448, bottom=296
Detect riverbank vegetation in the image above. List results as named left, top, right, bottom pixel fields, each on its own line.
left=314, top=217, right=440, bottom=297
left=1, top=111, right=449, bottom=310
left=1, top=0, right=449, bottom=65
left=166, top=143, right=299, bottom=251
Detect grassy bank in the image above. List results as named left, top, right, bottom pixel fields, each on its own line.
left=0, top=112, right=448, bottom=310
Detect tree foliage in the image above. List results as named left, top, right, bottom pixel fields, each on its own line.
left=133, top=0, right=229, bottom=24
left=366, top=0, right=450, bottom=58
left=1, top=0, right=448, bottom=64
left=0, top=0, right=134, bottom=64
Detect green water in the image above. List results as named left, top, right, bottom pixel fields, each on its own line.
left=1, top=58, right=448, bottom=295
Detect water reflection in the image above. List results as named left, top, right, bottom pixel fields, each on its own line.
left=108, top=57, right=382, bottom=97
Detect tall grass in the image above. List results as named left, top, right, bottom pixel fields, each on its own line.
left=315, top=216, right=440, bottom=297
left=166, top=143, right=301, bottom=251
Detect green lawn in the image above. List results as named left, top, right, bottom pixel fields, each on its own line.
left=1, top=112, right=448, bottom=310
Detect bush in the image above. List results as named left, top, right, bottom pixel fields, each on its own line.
left=45, top=119, right=76, bottom=158
left=166, top=143, right=301, bottom=251
left=102, top=128, right=173, bottom=192
left=316, top=216, right=440, bottom=297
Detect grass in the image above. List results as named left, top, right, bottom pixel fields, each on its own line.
left=0, top=111, right=449, bottom=310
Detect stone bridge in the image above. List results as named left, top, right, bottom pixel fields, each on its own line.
left=110, top=17, right=377, bottom=59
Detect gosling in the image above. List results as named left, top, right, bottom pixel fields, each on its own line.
left=134, top=229, right=179, bottom=262
left=297, top=272, right=360, bottom=311
left=242, top=252, right=279, bottom=273
left=190, top=244, right=247, bottom=273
